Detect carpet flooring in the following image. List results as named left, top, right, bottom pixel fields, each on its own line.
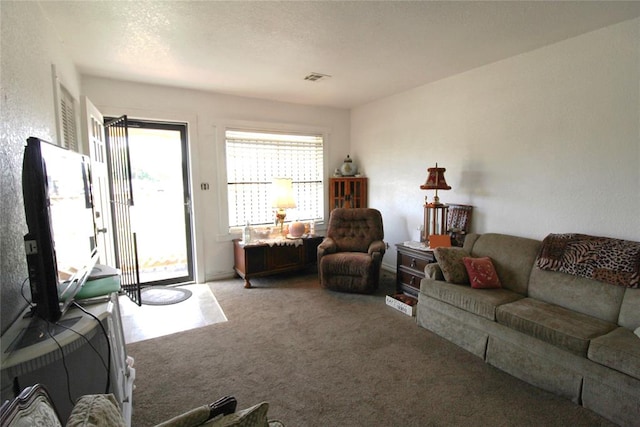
left=127, top=271, right=614, bottom=426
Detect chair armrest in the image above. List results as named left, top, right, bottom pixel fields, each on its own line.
left=209, top=396, right=238, bottom=419
left=154, top=396, right=237, bottom=427
left=424, top=263, right=444, bottom=280
left=367, top=240, right=386, bottom=256
left=67, top=394, right=125, bottom=427
left=368, top=240, right=386, bottom=263
left=317, top=237, right=337, bottom=259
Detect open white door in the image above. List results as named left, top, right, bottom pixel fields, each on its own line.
left=81, top=96, right=116, bottom=267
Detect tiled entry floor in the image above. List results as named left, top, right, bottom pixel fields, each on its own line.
left=119, top=284, right=227, bottom=344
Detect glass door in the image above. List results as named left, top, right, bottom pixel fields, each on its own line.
left=126, top=120, right=193, bottom=285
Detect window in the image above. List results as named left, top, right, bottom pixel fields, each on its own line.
left=52, top=65, right=78, bottom=151
left=58, top=84, right=78, bottom=151
left=225, top=129, right=324, bottom=228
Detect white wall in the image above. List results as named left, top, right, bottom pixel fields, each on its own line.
left=0, top=2, right=82, bottom=333
left=82, top=77, right=351, bottom=282
left=352, top=18, right=640, bottom=270
left=3, top=3, right=638, bottom=320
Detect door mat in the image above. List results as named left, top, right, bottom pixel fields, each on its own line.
left=140, top=287, right=193, bottom=305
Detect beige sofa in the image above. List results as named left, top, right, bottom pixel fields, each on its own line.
left=417, top=233, right=640, bottom=427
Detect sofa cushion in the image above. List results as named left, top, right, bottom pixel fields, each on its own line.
left=463, top=257, right=501, bottom=289
left=433, top=247, right=469, bottom=284
left=588, top=327, right=640, bottom=380
left=496, top=298, right=618, bottom=357
left=420, top=280, right=523, bottom=321
left=463, top=233, right=540, bottom=295
left=320, top=252, right=372, bottom=276
left=528, top=268, right=626, bottom=323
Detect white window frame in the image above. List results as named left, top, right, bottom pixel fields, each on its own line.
left=215, top=121, right=329, bottom=237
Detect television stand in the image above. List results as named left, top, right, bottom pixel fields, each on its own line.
left=7, top=315, right=82, bottom=352
left=0, top=293, right=135, bottom=425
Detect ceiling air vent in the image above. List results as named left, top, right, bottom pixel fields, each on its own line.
left=304, top=72, right=331, bottom=82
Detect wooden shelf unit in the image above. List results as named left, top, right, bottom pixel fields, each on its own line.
left=329, top=177, right=367, bottom=210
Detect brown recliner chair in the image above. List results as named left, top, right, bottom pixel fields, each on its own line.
left=317, top=208, right=385, bottom=293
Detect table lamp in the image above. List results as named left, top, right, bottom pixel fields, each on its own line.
left=420, top=163, right=451, bottom=243
left=272, top=178, right=296, bottom=234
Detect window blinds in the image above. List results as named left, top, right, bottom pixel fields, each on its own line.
left=225, top=130, right=324, bottom=228
left=59, top=84, right=78, bottom=151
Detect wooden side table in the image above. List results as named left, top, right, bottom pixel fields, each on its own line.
left=395, top=243, right=435, bottom=297
left=233, top=236, right=324, bottom=288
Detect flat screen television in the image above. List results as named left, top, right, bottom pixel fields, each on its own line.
left=22, top=137, right=99, bottom=323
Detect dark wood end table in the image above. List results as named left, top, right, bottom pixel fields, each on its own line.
left=395, top=242, right=435, bottom=298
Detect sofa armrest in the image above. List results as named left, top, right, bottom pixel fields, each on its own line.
left=424, top=263, right=444, bottom=281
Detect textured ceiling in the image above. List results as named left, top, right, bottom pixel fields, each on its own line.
left=39, top=1, right=640, bottom=109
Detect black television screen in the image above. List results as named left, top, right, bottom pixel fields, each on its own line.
left=22, top=137, right=99, bottom=322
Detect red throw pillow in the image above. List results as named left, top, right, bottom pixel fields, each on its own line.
left=462, top=257, right=502, bottom=289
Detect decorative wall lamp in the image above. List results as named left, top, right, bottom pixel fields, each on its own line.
left=420, top=163, right=451, bottom=243
left=272, top=177, right=296, bottom=234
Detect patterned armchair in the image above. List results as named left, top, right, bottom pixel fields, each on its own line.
left=1, top=384, right=284, bottom=427
left=317, top=208, right=385, bottom=294
left=0, top=384, right=64, bottom=427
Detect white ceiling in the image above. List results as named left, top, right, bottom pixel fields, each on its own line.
left=39, top=1, right=640, bottom=109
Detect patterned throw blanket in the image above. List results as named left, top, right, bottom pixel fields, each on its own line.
left=536, top=233, right=640, bottom=288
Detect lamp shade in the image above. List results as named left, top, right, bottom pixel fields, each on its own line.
left=420, top=162, right=451, bottom=207
left=420, top=163, right=451, bottom=191
left=271, top=178, right=296, bottom=209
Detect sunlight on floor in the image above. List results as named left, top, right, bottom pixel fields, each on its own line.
left=119, top=284, right=227, bottom=344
